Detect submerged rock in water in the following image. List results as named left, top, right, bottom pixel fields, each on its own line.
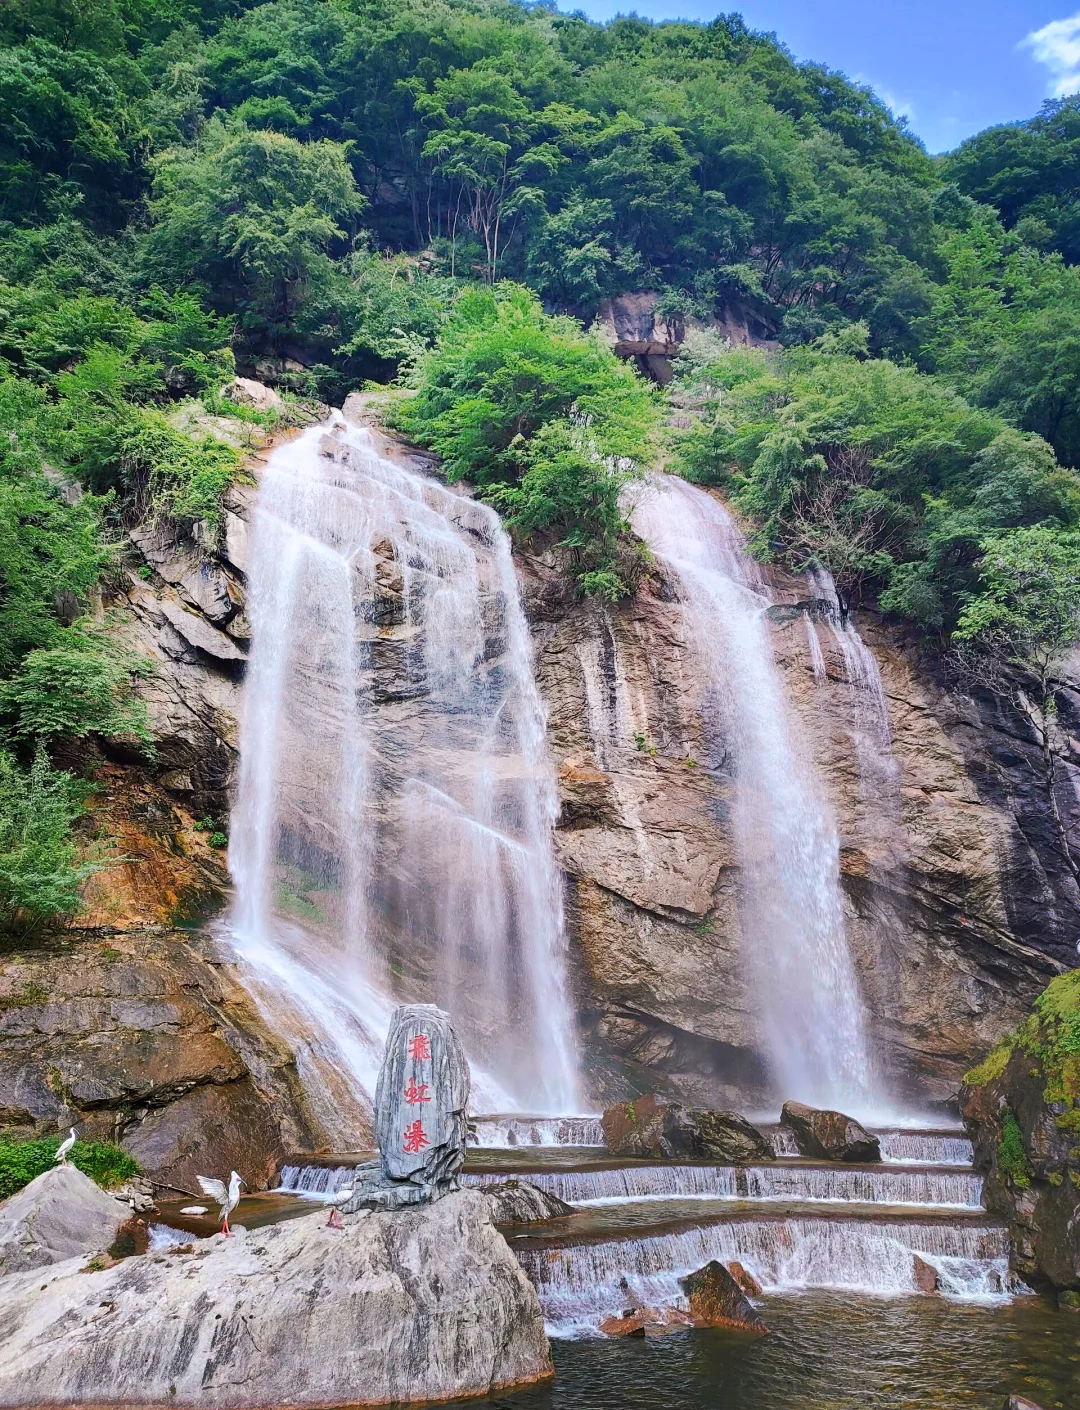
left=780, top=1101, right=881, bottom=1162
left=1004, top=1398, right=1046, bottom=1410
left=912, top=1254, right=939, bottom=1293
left=680, top=1260, right=769, bottom=1334
left=484, top=1180, right=574, bottom=1223
left=0, top=1165, right=127, bottom=1277
left=601, top=1095, right=772, bottom=1161
left=346, top=1004, right=469, bottom=1212
left=0, top=1191, right=551, bottom=1407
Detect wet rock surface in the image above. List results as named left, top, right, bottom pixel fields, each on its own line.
left=0, top=1191, right=552, bottom=1407
left=525, top=540, right=1072, bottom=1109
left=679, top=1259, right=769, bottom=1334
left=485, top=1180, right=574, bottom=1223
left=0, top=1165, right=127, bottom=1276
left=780, top=1101, right=881, bottom=1162
left=601, top=1095, right=772, bottom=1161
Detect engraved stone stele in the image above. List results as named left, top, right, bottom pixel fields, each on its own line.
left=345, top=1004, right=470, bottom=1212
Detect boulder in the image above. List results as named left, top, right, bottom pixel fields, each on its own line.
left=0, top=1190, right=551, bottom=1407
left=912, top=1254, right=939, bottom=1293
left=780, top=1101, right=881, bottom=1162
left=0, top=1165, right=127, bottom=1277
left=679, top=1260, right=768, bottom=1334
left=601, top=1095, right=772, bottom=1161
left=222, top=376, right=283, bottom=412
left=726, top=1260, right=763, bottom=1297
left=484, top=1180, right=573, bottom=1223
left=1004, top=1399, right=1046, bottom=1410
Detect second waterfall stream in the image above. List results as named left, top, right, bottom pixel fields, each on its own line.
left=630, top=474, right=875, bottom=1113
left=224, top=414, right=580, bottom=1139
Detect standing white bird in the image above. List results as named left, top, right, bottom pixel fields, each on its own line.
left=197, top=1170, right=245, bottom=1236
left=54, top=1128, right=77, bottom=1165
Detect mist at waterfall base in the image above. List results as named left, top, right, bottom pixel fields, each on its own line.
left=222, top=418, right=580, bottom=1135
left=630, top=475, right=876, bottom=1116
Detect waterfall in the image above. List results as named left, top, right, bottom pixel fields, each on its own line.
left=461, top=1164, right=982, bottom=1208
left=225, top=417, right=580, bottom=1131
left=629, top=476, right=872, bottom=1111
left=518, top=1219, right=1012, bottom=1334
left=468, top=1116, right=605, bottom=1148
left=806, top=566, right=899, bottom=803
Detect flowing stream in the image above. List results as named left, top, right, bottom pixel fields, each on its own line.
left=224, top=417, right=580, bottom=1133
left=629, top=476, right=872, bottom=1111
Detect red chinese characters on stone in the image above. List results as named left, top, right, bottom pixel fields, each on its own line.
left=402, top=1119, right=429, bottom=1154
left=403, top=1077, right=431, bottom=1105
left=407, top=1033, right=431, bottom=1061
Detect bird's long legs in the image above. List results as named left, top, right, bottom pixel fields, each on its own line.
left=327, top=1209, right=343, bottom=1229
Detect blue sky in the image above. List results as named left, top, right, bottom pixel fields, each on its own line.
left=568, top=1, right=1080, bottom=153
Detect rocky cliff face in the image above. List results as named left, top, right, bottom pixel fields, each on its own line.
left=960, top=972, right=1080, bottom=1294
left=523, top=535, right=1072, bottom=1110
left=4, top=407, right=1076, bottom=1175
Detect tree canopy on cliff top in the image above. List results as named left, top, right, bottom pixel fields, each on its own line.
left=5, top=0, right=1080, bottom=920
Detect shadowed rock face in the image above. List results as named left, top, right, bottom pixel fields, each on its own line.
left=680, top=1260, right=769, bottom=1334
left=0, top=1192, right=552, bottom=1408
left=0, top=933, right=320, bottom=1190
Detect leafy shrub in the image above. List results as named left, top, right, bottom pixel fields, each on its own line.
left=0, top=623, right=154, bottom=750
left=0, top=746, right=98, bottom=931
left=997, top=1107, right=1033, bottom=1190
left=0, top=1133, right=139, bottom=1199
left=398, top=283, right=657, bottom=596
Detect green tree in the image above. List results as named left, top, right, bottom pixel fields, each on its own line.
left=0, top=746, right=97, bottom=931
left=145, top=122, right=365, bottom=343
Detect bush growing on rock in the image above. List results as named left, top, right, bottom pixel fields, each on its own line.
left=0, top=1133, right=139, bottom=1200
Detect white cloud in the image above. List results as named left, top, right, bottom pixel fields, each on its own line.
left=1024, top=11, right=1080, bottom=98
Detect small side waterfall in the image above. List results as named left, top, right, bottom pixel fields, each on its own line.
left=630, top=476, right=872, bottom=1111
left=225, top=418, right=580, bottom=1132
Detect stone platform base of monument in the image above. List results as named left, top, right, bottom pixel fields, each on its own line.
left=0, top=1191, right=551, bottom=1408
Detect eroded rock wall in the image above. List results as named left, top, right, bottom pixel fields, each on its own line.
left=523, top=542, right=1070, bottom=1110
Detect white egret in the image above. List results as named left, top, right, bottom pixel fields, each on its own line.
left=197, top=1171, right=245, bottom=1236
left=54, top=1128, right=77, bottom=1165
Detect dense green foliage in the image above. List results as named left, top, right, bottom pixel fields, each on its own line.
left=398, top=284, right=657, bottom=596
left=670, top=331, right=1080, bottom=636
left=0, top=746, right=98, bottom=930
left=7, top=0, right=1080, bottom=919
left=944, top=98, right=1080, bottom=265
left=0, top=1131, right=139, bottom=1199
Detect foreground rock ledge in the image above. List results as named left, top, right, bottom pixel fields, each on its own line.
left=0, top=1189, right=552, bottom=1408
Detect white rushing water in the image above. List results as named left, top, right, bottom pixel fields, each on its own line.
left=461, top=1164, right=982, bottom=1209
left=805, top=565, right=900, bottom=807
left=468, top=1116, right=605, bottom=1148
left=225, top=418, right=580, bottom=1128
left=630, top=476, right=872, bottom=1111
left=520, top=1220, right=1013, bottom=1335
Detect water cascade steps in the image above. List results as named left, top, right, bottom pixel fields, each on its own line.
left=278, top=1118, right=1013, bottom=1336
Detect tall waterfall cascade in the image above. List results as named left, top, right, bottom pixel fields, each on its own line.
left=225, top=416, right=580, bottom=1136
left=630, top=475, right=873, bottom=1112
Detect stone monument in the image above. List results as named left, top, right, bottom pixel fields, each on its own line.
left=344, top=1004, right=470, bottom=1212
